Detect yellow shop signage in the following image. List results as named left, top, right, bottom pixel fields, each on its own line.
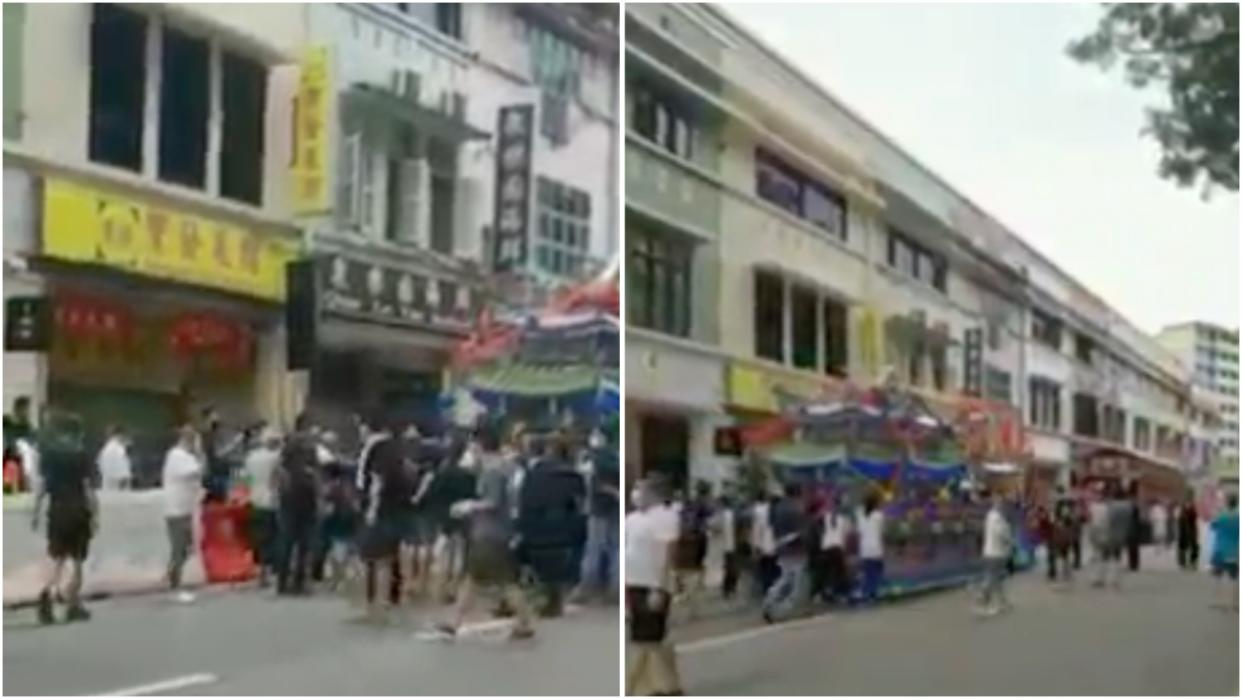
left=727, top=363, right=827, bottom=414
left=291, top=46, right=331, bottom=214
left=41, top=178, right=297, bottom=301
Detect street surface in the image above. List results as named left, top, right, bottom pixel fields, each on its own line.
left=4, top=588, right=619, bottom=696
left=655, top=551, right=1238, bottom=696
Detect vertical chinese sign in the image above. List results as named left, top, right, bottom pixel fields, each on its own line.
left=292, top=46, right=331, bottom=214
left=492, top=104, right=534, bottom=273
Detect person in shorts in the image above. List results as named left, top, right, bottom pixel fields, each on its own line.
left=31, top=412, right=97, bottom=624
left=436, top=425, right=533, bottom=641
left=360, top=415, right=413, bottom=617
left=625, top=475, right=682, bottom=696
left=421, top=441, right=478, bottom=603
left=1210, top=493, right=1238, bottom=611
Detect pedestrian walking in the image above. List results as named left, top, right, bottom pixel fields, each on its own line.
left=975, top=492, right=1013, bottom=617
left=857, top=492, right=887, bottom=603
left=716, top=491, right=740, bottom=599
left=275, top=414, right=321, bottom=596
left=517, top=433, right=587, bottom=618
left=359, top=414, right=411, bottom=617
left=96, top=425, right=132, bottom=491
left=762, top=483, right=811, bottom=623
left=1125, top=482, right=1143, bottom=572
left=819, top=497, right=852, bottom=604
left=31, top=413, right=97, bottom=624
left=162, top=425, right=203, bottom=604
left=572, top=429, right=620, bottom=604
left=1150, top=500, right=1170, bottom=552
left=750, top=494, right=778, bottom=598
left=423, top=438, right=480, bottom=602
left=673, top=480, right=713, bottom=619
left=436, top=425, right=534, bottom=641
left=1177, top=497, right=1201, bottom=570
left=242, top=427, right=281, bottom=588
left=1089, top=481, right=1126, bottom=589
left=1049, top=490, right=1077, bottom=585
left=625, top=476, right=683, bottom=697
left=1209, top=494, right=1238, bottom=611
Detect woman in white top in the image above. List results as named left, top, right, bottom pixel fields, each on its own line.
left=820, top=498, right=852, bottom=604
left=857, top=492, right=886, bottom=603
left=625, top=477, right=683, bottom=696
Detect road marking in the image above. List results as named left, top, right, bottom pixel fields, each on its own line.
left=99, top=672, right=218, bottom=696
left=676, top=613, right=837, bottom=654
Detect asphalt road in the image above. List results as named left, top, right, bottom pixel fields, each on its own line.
left=653, top=551, right=1238, bottom=696
left=4, top=587, right=619, bottom=696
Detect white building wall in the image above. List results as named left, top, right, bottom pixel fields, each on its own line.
left=463, top=5, right=618, bottom=269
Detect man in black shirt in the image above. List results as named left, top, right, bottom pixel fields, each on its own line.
left=275, top=414, right=321, bottom=595
left=360, top=415, right=415, bottom=616
left=31, top=412, right=97, bottom=624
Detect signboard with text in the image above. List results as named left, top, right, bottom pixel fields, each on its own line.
left=962, top=327, right=983, bottom=397
left=291, top=46, right=332, bottom=214
left=317, top=253, right=478, bottom=334
left=491, top=104, right=534, bottom=273
left=41, top=178, right=297, bottom=301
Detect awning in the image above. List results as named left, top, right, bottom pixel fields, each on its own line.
left=344, top=85, right=491, bottom=143
left=468, top=363, right=610, bottom=398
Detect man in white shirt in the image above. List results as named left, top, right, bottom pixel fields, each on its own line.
left=97, top=426, right=132, bottom=491
left=243, top=428, right=281, bottom=587
left=163, top=426, right=203, bottom=603
left=625, top=476, right=683, bottom=697
left=976, top=491, right=1013, bottom=617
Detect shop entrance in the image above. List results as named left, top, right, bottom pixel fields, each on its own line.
left=640, top=413, right=689, bottom=492
left=47, top=382, right=179, bottom=488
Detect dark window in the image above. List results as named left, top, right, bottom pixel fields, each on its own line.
left=755, top=148, right=848, bottom=241
left=1028, top=377, right=1062, bottom=430
left=754, top=270, right=785, bottom=363
left=791, top=285, right=817, bottom=370
left=220, top=51, right=266, bottom=205
left=630, top=81, right=695, bottom=160
left=158, top=25, right=209, bottom=189
left=803, top=183, right=846, bottom=239
left=755, top=150, right=802, bottom=216
left=1074, top=332, right=1095, bottom=365
left=1073, top=392, right=1099, bottom=438
left=930, top=346, right=947, bottom=391
left=887, top=229, right=946, bottom=292
left=1031, top=309, right=1062, bottom=349
left=629, top=224, right=691, bottom=337
left=824, top=298, right=849, bottom=377
left=435, top=3, right=462, bottom=39
left=89, top=4, right=147, bottom=171
left=985, top=366, right=1012, bottom=405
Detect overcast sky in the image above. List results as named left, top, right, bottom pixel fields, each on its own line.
left=723, top=3, right=1239, bottom=334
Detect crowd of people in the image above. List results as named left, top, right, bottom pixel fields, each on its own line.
left=625, top=471, right=1239, bottom=695
left=18, top=398, right=621, bottom=633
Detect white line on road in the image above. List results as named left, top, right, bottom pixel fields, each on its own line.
left=98, top=672, right=219, bottom=696
left=676, top=613, right=837, bottom=654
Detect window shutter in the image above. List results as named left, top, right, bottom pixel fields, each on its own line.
left=339, top=132, right=361, bottom=226
left=359, top=140, right=376, bottom=232
left=396, top=158, right=423, bottom=245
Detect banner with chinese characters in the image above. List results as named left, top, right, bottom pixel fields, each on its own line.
left=317, top=252, right=477, bottom=334
left=291, top=46, right=331, bottom=214
left=41, top=178, right=297, bottom=301
left=491, top=104, right=534, bottom=273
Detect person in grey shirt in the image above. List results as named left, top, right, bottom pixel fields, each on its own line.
left=1091, top=481, right=1129, bottom=589
left=436, top=426, right=534, bottom=641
